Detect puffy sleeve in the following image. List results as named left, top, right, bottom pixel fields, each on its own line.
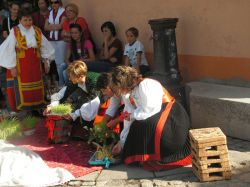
left=0, top=29, right=17, bottom=69
left=131, top=79, right=164, bottom=120
left=70, top=96, right=100, bottom=121
left=40, top=34, right=55, bottom=61
left=105, top=96, right=121, bottom=117
left=50, top=86, right=67, bottom=106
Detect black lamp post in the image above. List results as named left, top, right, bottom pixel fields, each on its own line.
left=148, top=18, right=187, bottom=109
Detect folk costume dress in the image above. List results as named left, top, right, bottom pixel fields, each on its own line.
left=0, top=24, right=55, bottom=111
left=122, top=79, right=191, bottom=165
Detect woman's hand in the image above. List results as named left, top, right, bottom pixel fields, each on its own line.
left=43, top=106, right=51, bottom=116
left=44, top=60, right=50, bottom=74
left=106, top=119, right=117, bottom=129
left=124, top=112, right=131, bottom=121
left=63, top=114, right=72, bottom=120
left=10, top=67, right=17, bottom=77
left=112, top=141, right=122, bottom=156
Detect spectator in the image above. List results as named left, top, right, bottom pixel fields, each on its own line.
left=124, top=27, right=150, bottom=76
left=62, top=3, right=91, bottom=43
left=32, top=0, right=50, bottom=37
left=85, top=21, right=123, bottom=73
left=2, top=1, right=20, bottom=39
left=45, top=0, right=67, bottom=87
left=60, top=23, right=96, bottom=84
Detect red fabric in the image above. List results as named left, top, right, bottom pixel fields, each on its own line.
left=143, top=155, right=192, bottom=172
left=10, top=120, right=102, bottom=177
left=6, top=70, right=17, bottom=111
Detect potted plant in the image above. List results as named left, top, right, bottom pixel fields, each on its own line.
left=86, top=121, right=120, bottom=167
left=21, top=116, right=39, bottom=136
left=50, top=104, right=73, bottom=116
left=0, top=118, right=22, bottom=140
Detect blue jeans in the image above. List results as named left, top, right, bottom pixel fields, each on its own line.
left=58, top=63, right=68, bottom=86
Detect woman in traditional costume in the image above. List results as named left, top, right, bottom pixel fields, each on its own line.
left=110, top=66, right=191, bottom=167
left=0, top=8, right=55, bottom=111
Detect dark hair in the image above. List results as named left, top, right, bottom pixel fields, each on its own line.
left=69, top=23, right=87, bottom=62
left=37, top=0, right=49, bottom=7
left=96, top=73, right=112, bottom=90
left=101, top=21, right=116, bottom=36
left=9, top=1, right=20, bottom=8
left=126, top=27, right=139, bottom=37
left=18, top=7, right=33, bottom=18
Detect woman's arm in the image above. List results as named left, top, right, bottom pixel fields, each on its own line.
left=64, top=46, right=71, bottom=64
left=84, top=47, right=96, bottom=61
left=44, top=16, right=67, bottom=31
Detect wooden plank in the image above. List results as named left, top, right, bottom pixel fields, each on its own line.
left=189, top=127, right=226, bottom=144
left=192, top=153, right=229, bottom=165
left=191, top=144, right=229, bottom=157
left=192, top=158, right=231, bottom=170
left=190, top=139, right=227, bottom=149
left=193, top=166, right=231, bottom=182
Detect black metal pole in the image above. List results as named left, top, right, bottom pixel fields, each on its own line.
left=149, top=18, right=188, bottom=110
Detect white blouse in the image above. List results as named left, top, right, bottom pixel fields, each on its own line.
left=50, top=83, right=100, bottom=122
left=130, top=79, right=164, bottom=120
left=105, top=94, right=136, bottom=147
left=0, top=24, right=55, bottom=69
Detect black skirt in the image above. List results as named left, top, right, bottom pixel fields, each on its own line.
left=123, top=101, right=190, bottom=165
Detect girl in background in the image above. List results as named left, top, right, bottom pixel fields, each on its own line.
left=60, top=23, right=95, bottom=84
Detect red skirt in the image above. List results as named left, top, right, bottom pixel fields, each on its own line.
left=6, top=48, right=45, bottom=111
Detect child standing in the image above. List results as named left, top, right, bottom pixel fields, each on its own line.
left=124, top=27, right=150, bottom=76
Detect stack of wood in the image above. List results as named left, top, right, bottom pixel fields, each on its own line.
left=189, top=127, right=231, bottom=182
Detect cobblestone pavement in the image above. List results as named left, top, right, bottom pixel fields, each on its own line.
left=55, top=137, right=250, bottom=187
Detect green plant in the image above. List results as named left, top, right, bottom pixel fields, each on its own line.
left=21, top=116, right=39, bottom=130
left=50, top=104, right=73, bottom=115
left=0, top=118, right=22, bottom=140
left=86, top=121, right=119, bottom=147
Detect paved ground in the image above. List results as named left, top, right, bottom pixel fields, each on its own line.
left=55, top=137, right=250, bottom=187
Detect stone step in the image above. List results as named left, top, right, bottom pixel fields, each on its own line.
left=186, top=81, right=250, bottom=141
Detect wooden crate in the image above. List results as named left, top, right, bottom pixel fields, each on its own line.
left=189, top=127, right=231, bottom=182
